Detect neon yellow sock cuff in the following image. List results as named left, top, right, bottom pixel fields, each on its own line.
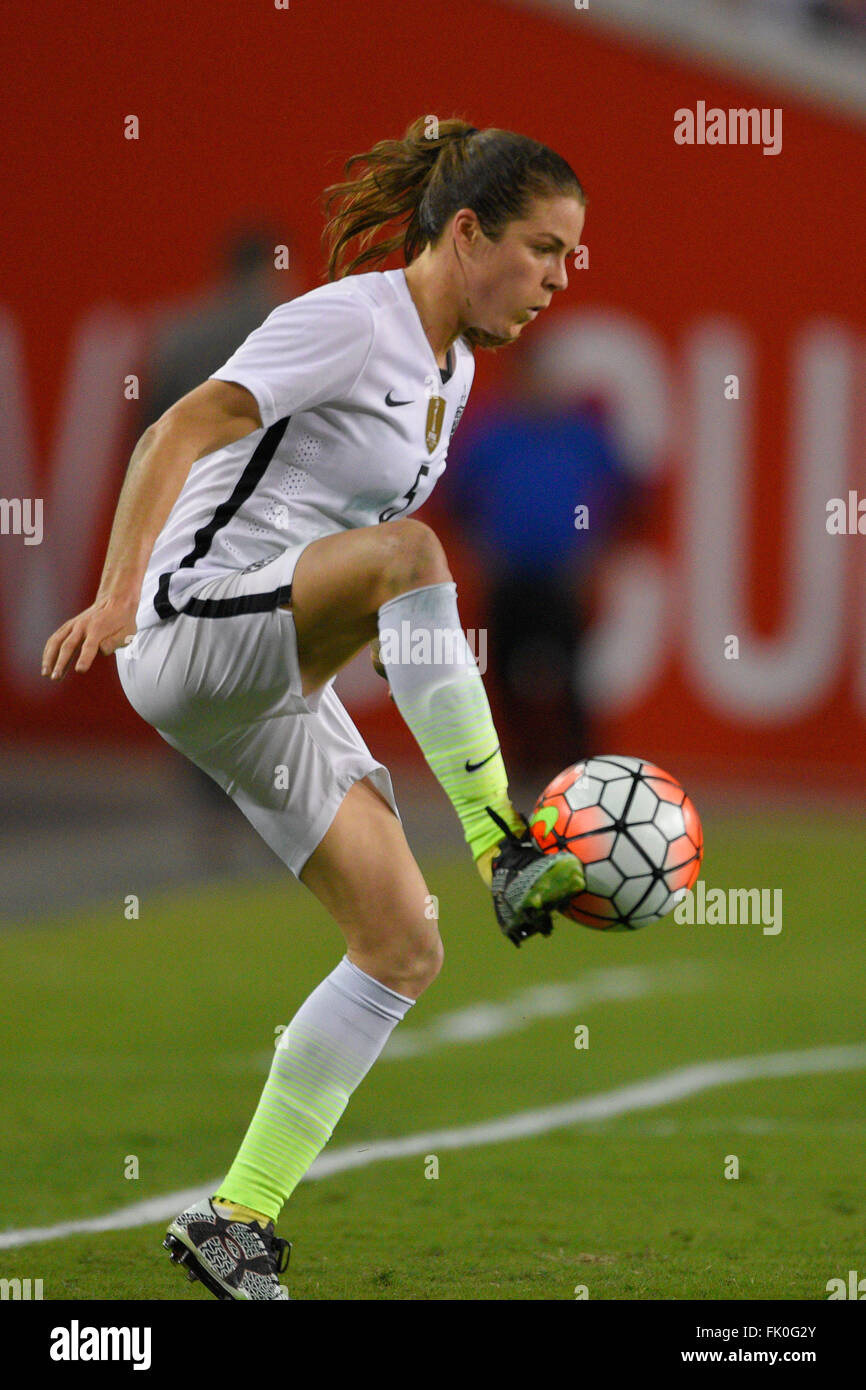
left=212, top=1196, right=272, bottom=1229
left=474, top=805, right=526, bottom=885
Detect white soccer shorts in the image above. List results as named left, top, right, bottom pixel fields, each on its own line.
left=116, top=548, right=399, bottom=877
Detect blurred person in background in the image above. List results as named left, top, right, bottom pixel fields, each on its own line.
left=718, top=0, right=866, bottom=40
left=140, top=225, right=300, bottom=429
left=138, top=225, right=301, bottom=871
left=437, top=338, right=636, bottom=784
left=806, top=0, right=866, bottom=37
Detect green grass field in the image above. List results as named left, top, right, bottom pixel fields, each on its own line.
left=1, top=808, right=864, bottom=1301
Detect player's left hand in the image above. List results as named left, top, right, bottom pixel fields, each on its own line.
left=41, top=594, right=138, bottom=681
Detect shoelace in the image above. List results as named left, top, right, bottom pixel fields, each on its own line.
left=264, top=1233, right=292, bottom=1274
left=485, top=805, right=530, bottom=848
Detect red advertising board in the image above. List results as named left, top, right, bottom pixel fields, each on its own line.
left=2, top=0, right=864, bottom=787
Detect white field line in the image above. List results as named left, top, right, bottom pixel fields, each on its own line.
left=234, top=960, right=711, bottom=1072
left=384, top=960, right=707, bottom=1058
left=1, top=1042, right=864, bottom=1251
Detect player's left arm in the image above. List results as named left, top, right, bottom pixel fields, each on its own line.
left=41, top=379, right=263, bottom=679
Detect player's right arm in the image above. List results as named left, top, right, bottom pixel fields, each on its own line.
left=41, top=379, right=263, bottom=681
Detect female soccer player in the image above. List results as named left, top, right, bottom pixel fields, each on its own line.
left=41, top=116, right=587, bottom=1300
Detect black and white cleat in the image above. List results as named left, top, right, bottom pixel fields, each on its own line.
left=486, top=806, right=586, bottom=947
left=163, top=1198, right=291, bottom=1301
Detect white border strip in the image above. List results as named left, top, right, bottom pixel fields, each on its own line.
left=1, top=1042, right=863, bottom=1250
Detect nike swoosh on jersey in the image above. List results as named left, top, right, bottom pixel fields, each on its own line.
left=385, top=390, right=414, bottom=406
left=465, top=746, right=500, bottom=772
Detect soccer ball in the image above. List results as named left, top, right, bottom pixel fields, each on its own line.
left=529, top=755, right=703, bottom=931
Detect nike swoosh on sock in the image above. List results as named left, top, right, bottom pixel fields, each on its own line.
left=465, top=746, right=500, bottom=772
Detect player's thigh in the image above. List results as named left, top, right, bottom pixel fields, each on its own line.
left=287, top=521, right=451, bottom=693
left=299, top=776, right=443, bottom=999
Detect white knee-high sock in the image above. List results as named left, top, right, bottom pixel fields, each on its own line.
left=215, top=956, right=414, bottom=1221
left=378, top=581, right=523, bottom=861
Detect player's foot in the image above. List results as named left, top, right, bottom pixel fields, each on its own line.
left=163, top=1197, right=291, bottom=1300
left=485, top=805, right=585, bottom=947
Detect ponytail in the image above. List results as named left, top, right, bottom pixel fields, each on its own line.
left=321, top=116, right=480, bottom=281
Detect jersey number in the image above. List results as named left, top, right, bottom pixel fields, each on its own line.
left=379, top=463, right=431, bottom=523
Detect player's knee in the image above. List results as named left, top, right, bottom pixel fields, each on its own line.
left=402, top=930, right=444, bottom=995
left=420, top=928, right=445, bottom=990
left=369, top=923, right=444, bottom=998
left=374, top=519, right=451, bottom=606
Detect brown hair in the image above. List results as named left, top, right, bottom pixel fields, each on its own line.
left=320, top=115, right=585, bottom=350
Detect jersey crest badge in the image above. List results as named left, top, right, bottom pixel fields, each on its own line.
left=425, top=395, right=445, bottom=454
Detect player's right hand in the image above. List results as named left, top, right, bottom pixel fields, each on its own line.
left=41, top=596, right=139, bottom=681
left=369, top=638, right=395, bottom=701
left=370, top=637, right=387, bottom=679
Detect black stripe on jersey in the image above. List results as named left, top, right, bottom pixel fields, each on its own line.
left=180, top=583, right=293, bottom=618
left=154, top=417, right=291, bottom=620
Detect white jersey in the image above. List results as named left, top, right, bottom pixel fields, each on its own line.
left=135, top=268, right=475, bottom=630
